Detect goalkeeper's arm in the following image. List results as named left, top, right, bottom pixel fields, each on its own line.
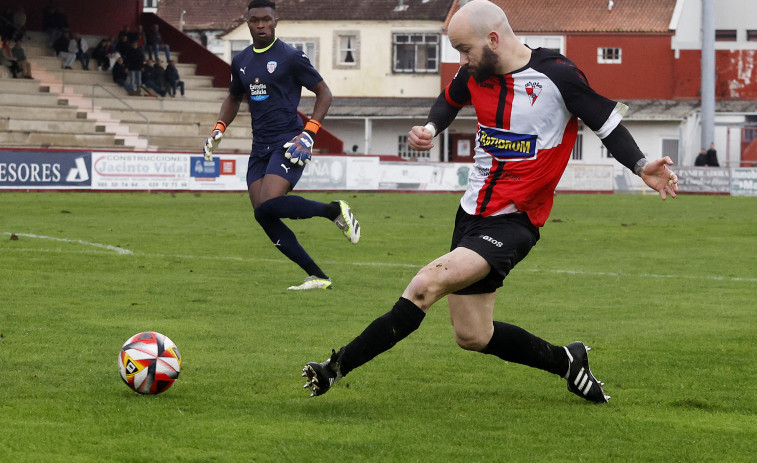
left=203, top=93, right=243, bottom=160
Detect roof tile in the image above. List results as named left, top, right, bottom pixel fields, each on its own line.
left=445, top=0, right=678, bottom=33
left=159, top=0, right=454, bottom=30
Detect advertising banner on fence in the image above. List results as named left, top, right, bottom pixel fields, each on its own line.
left=0, top=151, right=91, bottom=189
left=90, top=152, right=248, bottom=191
left=297, top=156, right=348, bottom=190
left=378, top=162, right=469, bottom=191
left=92, top=152, right=190, bottom=190
left=674, top=167, right=730, bottom=193
left=557, top=164, right=614, bottom=192
left=730, top=168, right=757, bottom=196
left=188, top=155, right=248, bottom=191
left=5, top=150, right=756, bottom=196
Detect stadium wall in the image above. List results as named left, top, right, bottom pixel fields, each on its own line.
left=1, top=150, right=754, bottom=196
left=0, top=0, right=142, bottom=37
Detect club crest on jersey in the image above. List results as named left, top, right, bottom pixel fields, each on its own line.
left=267, top=61, right=277, bottom=73
left=478, top=127, right=537, bottom=159
left=525, top=81, right=542, bottom=106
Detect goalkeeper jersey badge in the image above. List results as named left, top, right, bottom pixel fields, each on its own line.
left=267, top=61, right=277, bottom=73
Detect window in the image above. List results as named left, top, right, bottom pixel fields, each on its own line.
left=747, top=30, right=757, bottom=42
left=288, top=40, right=318, bottom=67
left=393, top=33, right=440, bottom=73
left=143, top=0, right=158, bottom=10
left=231, top=40, right=249, bottom=59
left=339, top=35, right=356, bottom=65
left=518, top=35, right=565, bottom=54
left=571, top=133, right=583, bottom=160
left=597, top=47, right=622, bottom=64
left=662, top=138, right=679, bottom=165
left=333, top=31, right=360, bottom=69
left=398, top=135, right=430, bottom=159
left=715, top=29, right=737, bottom=41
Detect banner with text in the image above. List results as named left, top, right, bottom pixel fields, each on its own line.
left=0, top=151, right=91, bottom=189
left=3, top=151, right=755, bottom=196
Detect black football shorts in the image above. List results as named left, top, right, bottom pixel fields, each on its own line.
left=450, top=206, right=540, bottom=295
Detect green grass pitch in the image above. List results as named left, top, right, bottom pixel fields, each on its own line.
left=1, top=191, right=755, bottom=461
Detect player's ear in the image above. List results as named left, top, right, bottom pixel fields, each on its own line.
left=487, top=31, right=499, bottom=49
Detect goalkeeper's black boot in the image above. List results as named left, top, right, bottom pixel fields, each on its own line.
left=563, top=341, right=610, bottom=403
left=302, top=347, right=344, bottom=397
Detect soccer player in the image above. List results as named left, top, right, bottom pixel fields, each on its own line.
left=302, top=0, right=678, bottom=402
left=203, top=0, right=360, bottom=290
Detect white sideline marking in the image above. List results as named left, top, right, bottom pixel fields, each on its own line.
left=1, top=232, right=133, bottom=255
left=2, top=241, right=755, bottom=283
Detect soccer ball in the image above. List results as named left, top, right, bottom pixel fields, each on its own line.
left=119, top=331, right=181, bottom=395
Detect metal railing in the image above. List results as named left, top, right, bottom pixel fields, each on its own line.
left=90, top=83, right=150, bottom=143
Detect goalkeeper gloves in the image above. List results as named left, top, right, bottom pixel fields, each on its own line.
left=283, top=132, right=314, bottom=166
left=203, top=120, right=227, bottom=161
left=284, top=119, right=322, bottom=167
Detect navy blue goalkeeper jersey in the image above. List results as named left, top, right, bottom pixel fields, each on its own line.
left=229, top=38, right=323, bottom=151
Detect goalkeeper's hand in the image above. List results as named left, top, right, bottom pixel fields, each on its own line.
left=203, top=129, right=223, bottom=161
left=283, top=132, right=314, bottom=166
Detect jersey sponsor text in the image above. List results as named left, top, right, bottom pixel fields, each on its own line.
left=478, top=127, right=537, bottom=159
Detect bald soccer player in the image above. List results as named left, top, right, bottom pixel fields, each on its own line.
left=302, top=0, right=678, bottom=402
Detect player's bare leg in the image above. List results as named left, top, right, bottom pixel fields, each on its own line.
left=303, top=248, right=489, bottom=396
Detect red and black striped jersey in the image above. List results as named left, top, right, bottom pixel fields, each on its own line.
left=445, top=47, right=627, bottom=227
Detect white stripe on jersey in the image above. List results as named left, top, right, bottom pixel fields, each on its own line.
left=595, top=102, right=628, bottom=139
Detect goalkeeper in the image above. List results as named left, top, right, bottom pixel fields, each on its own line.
left=203, top=0, right=359, bottom=290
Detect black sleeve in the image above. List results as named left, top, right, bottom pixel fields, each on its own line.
left=427, top=91, right=462, bottom=135
left=427, top=66, right=471, bottom=136
left=601, top=124, right=645, bottom=172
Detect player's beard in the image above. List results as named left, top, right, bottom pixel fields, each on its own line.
left=469, top=45, right=499, bottom=83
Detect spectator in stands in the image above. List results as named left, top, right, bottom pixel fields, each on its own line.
left=11, top=39, right=31, bottom=78
left=118, top=25, right=139, bottom=45
left=106, top=36, right=120, bottom=69
left=152, top=59, right=168, bottom=96
left=0, top=38, right=20, bottom=78
left=53, top=30, right=75, bottom=69
left=695, top=149, right=709, bottom=166
left=111, top=56, right=133, bottom=93
left=164, top=59, right=184, bottom=97
left=136, top=24, right=147, bottom=50
left=115, top=34, right=131, bottom=59
left=71, top=33, right=90, bottom=70
left=93, top=38, right=112, bottom=71
left=142, top=58, right=165, bottom=96
left=124, top=40, right=144, bottom=95
left=145, top=24, right=171, bottom=62
left=706, top=143, right=720, bottom=167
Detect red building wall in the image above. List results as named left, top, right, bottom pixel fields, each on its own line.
left=442, top=34, right=757, bottom=101
left=672, top=49, right=757, bottom=100
left=672, top=49, right=701, bottom=98
left=715, top=49, right=757, bottom=99
left=0, top=0, right=141, bottom=37
left=565, top=34, right=676, bottom=100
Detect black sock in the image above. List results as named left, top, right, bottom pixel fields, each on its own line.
left=325, top=201, right=341, bottom=221
left=303, top=261, right=328, bottom=280
left=481, top=321, right=568, bottom=376
left=339, top=297, right=425, bottom=376
left=254, top=204, right=319, bottom=275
